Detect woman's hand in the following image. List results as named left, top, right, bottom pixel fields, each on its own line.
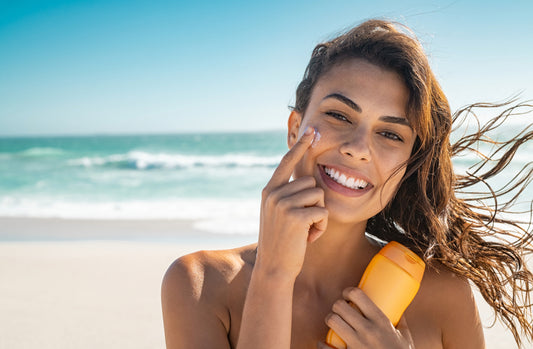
left=320, top=287, right=415, bottom=349
left=256, top=126, right=328, bottom=281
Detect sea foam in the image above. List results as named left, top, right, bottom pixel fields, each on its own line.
left=0, top=196, right=261, bottom=235
left=68, top=151, right=281, bottom=170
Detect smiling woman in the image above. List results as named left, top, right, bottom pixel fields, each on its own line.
left=161, top=19, right=533, bottom=349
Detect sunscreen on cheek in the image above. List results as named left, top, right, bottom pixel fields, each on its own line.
left=311, top=127, right=321, bottom=148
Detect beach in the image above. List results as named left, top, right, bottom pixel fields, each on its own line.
left=0, top=217, right=257, bottom=349
left=0, top=217, right=526, bottom=349
left=1, top=132, right=530, bottom=348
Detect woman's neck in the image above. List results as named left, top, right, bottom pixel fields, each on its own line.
left=295, top=219, right=380, bottom=298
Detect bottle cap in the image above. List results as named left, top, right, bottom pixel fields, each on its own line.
left=379, top=241, right=425, bottom=282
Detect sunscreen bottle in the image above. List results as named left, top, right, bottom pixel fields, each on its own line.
left=325, top=241, right=425, bottom=348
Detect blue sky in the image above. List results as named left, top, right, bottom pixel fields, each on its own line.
left=0, top=0, right=532, bottom=136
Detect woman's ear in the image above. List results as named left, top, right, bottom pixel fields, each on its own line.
left=287, top=110, right=303, bottom=149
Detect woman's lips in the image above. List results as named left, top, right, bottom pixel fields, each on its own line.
left=318, top=165, right=374, bottom=197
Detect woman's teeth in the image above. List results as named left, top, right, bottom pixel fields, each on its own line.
left=324, top=167, right=369, bottom=190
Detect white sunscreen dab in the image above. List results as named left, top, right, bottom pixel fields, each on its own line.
left=311, top=127, right=321, bottom=148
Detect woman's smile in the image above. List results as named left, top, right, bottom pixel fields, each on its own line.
left=318, top=164, right=374, bottom=197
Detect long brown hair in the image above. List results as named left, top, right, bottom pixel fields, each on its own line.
left=293, top=19, right=533, bottom=346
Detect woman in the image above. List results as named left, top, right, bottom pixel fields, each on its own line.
left=161, top=20, right=533, bottom=348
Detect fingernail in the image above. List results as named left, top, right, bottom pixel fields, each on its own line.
left=298, top=126, right=314, bottom=141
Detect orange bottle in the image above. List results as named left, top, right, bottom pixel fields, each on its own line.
left=325, top=241, right=425, bottom=348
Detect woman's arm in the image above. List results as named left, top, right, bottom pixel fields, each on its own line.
left=161, top=254, right=231, bottom=349
left=236, top=264, right=296, bottom=348
left=237, top=126, right=327, bottom=348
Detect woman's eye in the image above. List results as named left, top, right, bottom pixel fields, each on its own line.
left=380, top=131, right=403, bottom=142
left=325, top=111, right=350, bottom=123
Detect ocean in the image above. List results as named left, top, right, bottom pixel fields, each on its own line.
left=0, top=130, right=531, bottom=236
left=0, top=131, right=287, bottom=235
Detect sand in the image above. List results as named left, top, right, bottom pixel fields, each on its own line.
left=0, top=217, right=528, bottom=348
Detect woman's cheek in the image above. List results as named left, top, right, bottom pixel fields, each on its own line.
left=383, top=148, right=410, bottom=179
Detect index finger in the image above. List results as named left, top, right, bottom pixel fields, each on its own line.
left=267, top=126, right=315, bottom=189
left=343, top=287, right=390, bottom=324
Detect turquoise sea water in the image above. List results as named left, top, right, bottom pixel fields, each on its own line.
left=0, top=129, right=531, bottom=235
left=0, top=132, right=287, bottom=234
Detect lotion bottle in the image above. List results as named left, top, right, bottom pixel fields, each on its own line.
left=325, top=241, right=425, bottom=348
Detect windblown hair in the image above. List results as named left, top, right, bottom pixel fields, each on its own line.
left=293, top=19, right=533, bottom=346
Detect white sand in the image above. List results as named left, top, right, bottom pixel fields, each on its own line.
left=0, top=241, right=181, bottom=348
left=0, top=217, right=528, bottom=348
left=0, top=217, right=256, bottom=349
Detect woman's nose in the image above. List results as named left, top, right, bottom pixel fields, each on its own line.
left=339, top=128, right=372, bottom=161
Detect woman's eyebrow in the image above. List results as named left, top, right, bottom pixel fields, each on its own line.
left=379, top=115, right=412, bottom=128
left=322, top=92, right=412, bottom=128
left=323, top=93, right=362, bottom=113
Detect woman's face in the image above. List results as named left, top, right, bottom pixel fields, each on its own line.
left=288, top=58, right=416, bottom=225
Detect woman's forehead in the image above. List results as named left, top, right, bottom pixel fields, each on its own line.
left=309, top=59, right=410, bottom=116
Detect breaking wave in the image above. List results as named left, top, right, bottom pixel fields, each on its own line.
left=68, top=151, right=282, bottom=170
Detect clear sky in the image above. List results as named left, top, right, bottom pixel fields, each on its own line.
left=0, top=0, right=531, bottom=136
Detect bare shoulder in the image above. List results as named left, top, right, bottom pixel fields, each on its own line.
left=161, top=244, right=257, bottom=349
left=414, top=262, right=485, bottom=348
left=163, top=243, right=256, bottom=298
